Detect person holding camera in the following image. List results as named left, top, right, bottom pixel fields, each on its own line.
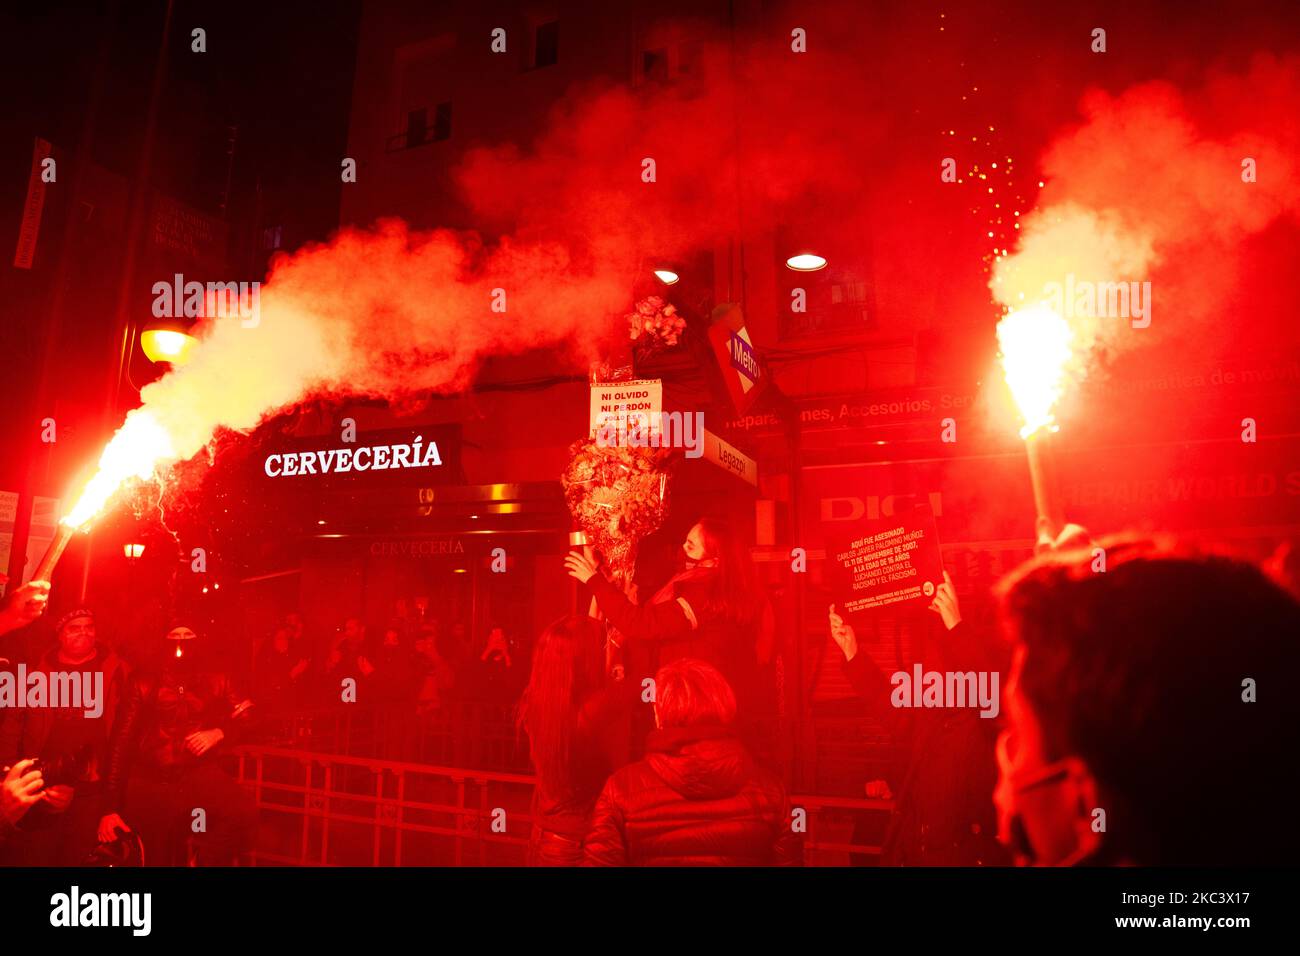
left=0, top=608, right=129, bottom=865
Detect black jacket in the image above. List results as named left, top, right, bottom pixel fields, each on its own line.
left=842, top=621, right=1005, bottom=865
left=0, top=646, right=129, bottom=777
left=583, top=724, right=801, bottom=866
left=105, top=660, right=248, bottom=810
left=587, top=572, right=759, bottom=703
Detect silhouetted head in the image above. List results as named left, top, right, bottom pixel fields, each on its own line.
left=995, top=535, right=1300, bottom=865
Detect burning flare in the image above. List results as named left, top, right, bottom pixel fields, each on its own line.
left=996, top=303, right=1074, bottom=439
left=61, top=410, right=176, bottom=529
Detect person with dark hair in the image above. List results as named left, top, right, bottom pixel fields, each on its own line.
left=583, top=658, right=800, bottom=866
left=475, top=624, right=520, bottom=705
left=993, top=534, right=1300, bottom=865
left=370, top=625, right=422, bottom=760
left=413, top=626, right=455, bottom=715
left=0, top=608, right=129, bottom=865
left=99, top=624, right=257, bottom=865
left=517, top=615, right=626, bottom=865
left=323, top=616, right=368, bottom=704
left=253, top=625, right=310, bottom=714
left=565, top=517, right=772, bottom=718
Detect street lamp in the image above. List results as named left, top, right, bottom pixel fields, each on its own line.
left=140, top=319, right=198, bottom=365
left=123, top=542, right=145, bottom=560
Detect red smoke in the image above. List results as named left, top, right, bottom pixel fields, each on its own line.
left=995, top=54, right=1300, bottom=360
left=69, top=5, right=1300, bottom=520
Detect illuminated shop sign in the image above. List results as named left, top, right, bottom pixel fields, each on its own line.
left=264, top=436, right=442, bottom=477
left=369, top=537, right=465, bottom=557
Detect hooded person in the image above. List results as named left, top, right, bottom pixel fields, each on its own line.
left=99, top=622, right=256, bottom=865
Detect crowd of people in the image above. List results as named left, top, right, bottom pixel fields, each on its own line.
left=534, top=521, right=1300, bottom=866
left=2, top=518, right=1298, bottom=867
left=251, top=607, right=528, bottom=721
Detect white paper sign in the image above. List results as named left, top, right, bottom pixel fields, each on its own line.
left=589, top=379, right=663, bottom=439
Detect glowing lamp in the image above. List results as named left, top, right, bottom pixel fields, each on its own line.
left=653, top=269, right=680, bottom=285
left=123, top=543, right=145, bottom=559
left=785, top=253, right=828, bottom=272
left=140, top=323, right=198, bottom=365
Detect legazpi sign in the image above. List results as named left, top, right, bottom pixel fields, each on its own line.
left=701, top=429, right=757, bottom=486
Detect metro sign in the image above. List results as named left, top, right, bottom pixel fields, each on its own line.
left=708, top=320, right=763, bottom=414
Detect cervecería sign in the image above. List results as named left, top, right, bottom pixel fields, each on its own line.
left=264, top=435, right=442, bottom=477
left=369, top=537, right=465, bottom=557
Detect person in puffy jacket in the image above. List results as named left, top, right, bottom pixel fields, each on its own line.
left=583, top=658, right=801, bottom=866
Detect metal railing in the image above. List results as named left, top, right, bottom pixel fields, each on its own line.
left=232, top=744, right=891, bottom=866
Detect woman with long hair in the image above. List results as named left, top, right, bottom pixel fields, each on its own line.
left=516, top=614, right=626, bottom=866
left=564, top=516, right=773, bottom=719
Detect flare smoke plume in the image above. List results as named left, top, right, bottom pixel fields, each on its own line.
left=992, top=55, right=1300, bottom=380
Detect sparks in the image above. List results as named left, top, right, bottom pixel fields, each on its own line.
left=62, top=410, right=177, bottom=529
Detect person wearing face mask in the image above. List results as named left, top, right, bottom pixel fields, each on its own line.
left=993, top=535, right=1300, bottom=866
left=565, top=517, right=771, bottom=727
left=99, top=623, right=256, bottom=865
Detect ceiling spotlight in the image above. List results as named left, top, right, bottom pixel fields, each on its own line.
left=785, top=253, right=828, bottom=272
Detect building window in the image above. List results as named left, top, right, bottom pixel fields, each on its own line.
left=774, top=227, right=875, bottom=340
left=531, top=20, right=559, bottom=69
left=432, top=102, right=452, bottom=141
left=406, top=108, right=428, bottom=147
left=642, top=49, right=668, bottom=83
left=390, top=103, right=451, bottom=151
